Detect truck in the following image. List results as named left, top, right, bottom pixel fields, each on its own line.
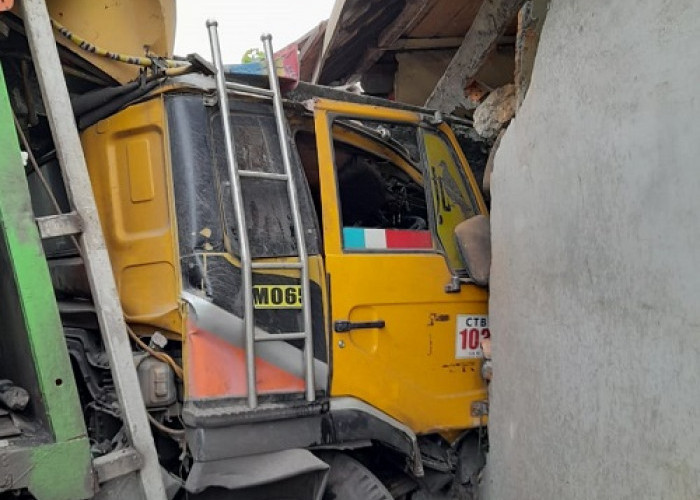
left=0, top=1, right=492, bottom=498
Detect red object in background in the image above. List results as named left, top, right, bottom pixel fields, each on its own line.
left=275, top=43, right=300, bottom=91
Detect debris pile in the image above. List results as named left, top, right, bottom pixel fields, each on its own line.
left=0, top=379, right=30, bottom=438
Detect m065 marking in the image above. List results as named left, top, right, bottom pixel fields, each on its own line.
left=253, top=285, right=302, bottom=309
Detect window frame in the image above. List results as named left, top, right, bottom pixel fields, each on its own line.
left=312, top=99, right=487, bottom=263
left=329, top=117, right=437, bottom=255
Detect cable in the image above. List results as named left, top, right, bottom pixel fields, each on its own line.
left=126, top=325, right=184, bottom=380
left=147, top=412, right=186, bottom=437
left=50, top=17, right=186, bottom=70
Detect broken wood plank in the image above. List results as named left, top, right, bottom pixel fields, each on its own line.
left=425, top=0, right=526, bottom=113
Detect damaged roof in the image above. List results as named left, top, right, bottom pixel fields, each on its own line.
left=312, top=0, right=515, bottom=86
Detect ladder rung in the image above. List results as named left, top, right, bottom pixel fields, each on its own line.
left=35, top=211, right=82, bottom=239
left=93, top=447, right=143, bottom=484
left=255, top=332, right=307, bottom=342
left=225, top=81, right=274, bottom=98
left=252, top=261, right=303, bottom=270
left=239, top=170, right=288, bottom=181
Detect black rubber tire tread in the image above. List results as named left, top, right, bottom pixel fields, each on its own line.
left=322, top=452, right=394, bottom=500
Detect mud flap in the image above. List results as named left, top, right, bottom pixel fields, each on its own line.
left=185, top=448, right=329, bottom=500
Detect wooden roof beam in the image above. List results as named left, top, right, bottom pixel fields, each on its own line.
left=348, top=0, right=440, bottom=82
left=386, top=35, right=517, bottom=51
left=426, top=0, right=526, bottom=113
left=386, top=37, right=466, bottom=51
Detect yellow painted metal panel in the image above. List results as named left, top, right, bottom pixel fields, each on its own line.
left=126, top=140, right=156, bottom=202
left=81, top=96, right=183, bottom=335
left=327, top=252, right=489, bottom=433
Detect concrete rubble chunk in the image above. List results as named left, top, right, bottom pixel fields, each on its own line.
left=473, top=84, right=516, bottom=140
left=0, top=379, right=30, bottom=412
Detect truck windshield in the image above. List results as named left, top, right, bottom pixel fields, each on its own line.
left=166, top=94, right=320, bottom=262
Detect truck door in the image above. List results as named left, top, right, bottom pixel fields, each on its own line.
left=313, top=100, right=489, bottom=434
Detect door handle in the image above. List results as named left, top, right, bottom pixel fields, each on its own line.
left=334, top=320, right=386, bottom=333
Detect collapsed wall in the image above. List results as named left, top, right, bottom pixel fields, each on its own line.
left=484, top=0, right=700, bottom=498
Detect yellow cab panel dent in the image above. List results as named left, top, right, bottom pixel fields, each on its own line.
left=81, top=96, right=183, bottom=335
left=313, top=100, right=488, bottom=434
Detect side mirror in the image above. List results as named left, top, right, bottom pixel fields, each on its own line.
left=454, top=215, right=491, bottom=286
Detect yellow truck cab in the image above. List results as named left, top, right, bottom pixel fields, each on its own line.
left=37, top=74, right=491, bottom=498
left=5, top=2, right=487, bottom=498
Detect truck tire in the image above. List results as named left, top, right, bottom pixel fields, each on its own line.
left=322, top=453, right=393, bottom=500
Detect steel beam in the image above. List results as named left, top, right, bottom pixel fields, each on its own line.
left=19, top=1, right=166, bottom=498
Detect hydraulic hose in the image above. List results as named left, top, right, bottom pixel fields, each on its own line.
left=50, top=17, right=185, bottom=69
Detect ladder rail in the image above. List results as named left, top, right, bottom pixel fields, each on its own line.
left=207, top=23, right=317, bottom=408
left=261, top=34, right=316, bottom=402
left=207, top=20, right=258, bottom=408
left=20, top=1, right=167, bottom=498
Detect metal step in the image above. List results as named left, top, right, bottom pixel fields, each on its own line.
left=35, top=212, right=82, bottom=239
left=93, top=448, right=144, bottom=484
left=255, top=332, right=306, bottom=342
left=239, top=169, right=289, bottom=180
left=251, top=261, right=303, bottom=270
left=226, top=81, right=274, bottom=98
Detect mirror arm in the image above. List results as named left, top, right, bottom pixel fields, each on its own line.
left=445, top=275, right=461, bottom=293
left=445, top=274, right=476, bottom=293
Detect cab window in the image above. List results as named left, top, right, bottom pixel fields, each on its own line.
left=422, top=129, right=481, bottom=271
left=331, top=121, right=433, bottom=252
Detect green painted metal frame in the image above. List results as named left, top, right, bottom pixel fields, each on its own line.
left=0, top=64, right=94, bottom=499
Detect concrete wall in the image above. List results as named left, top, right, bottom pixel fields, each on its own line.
left=484, top=1, right=700, bottom=499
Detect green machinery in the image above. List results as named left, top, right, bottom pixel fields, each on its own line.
left=0, top=63, right=93, bottom=499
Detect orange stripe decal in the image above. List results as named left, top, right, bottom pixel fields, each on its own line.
left=186, top=325, right=304, bottom=399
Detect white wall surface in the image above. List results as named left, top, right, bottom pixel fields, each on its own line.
left=484, top=0, right=700, bottom=498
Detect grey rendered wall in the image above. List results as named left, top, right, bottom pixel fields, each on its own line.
left=484, top=1, right=700, bottom=499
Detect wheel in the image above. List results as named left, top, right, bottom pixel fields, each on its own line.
left=321, top=452, right=393, bottom=500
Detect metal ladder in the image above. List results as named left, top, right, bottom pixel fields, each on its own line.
left=19, top=1, right=167, bottom=498
left=206, top=21, right=316, bottom=409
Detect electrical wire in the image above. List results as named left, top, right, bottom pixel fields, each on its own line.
left=147, top=412, right=186, bottom=437
left=126, top=324, right=184, bottom=380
